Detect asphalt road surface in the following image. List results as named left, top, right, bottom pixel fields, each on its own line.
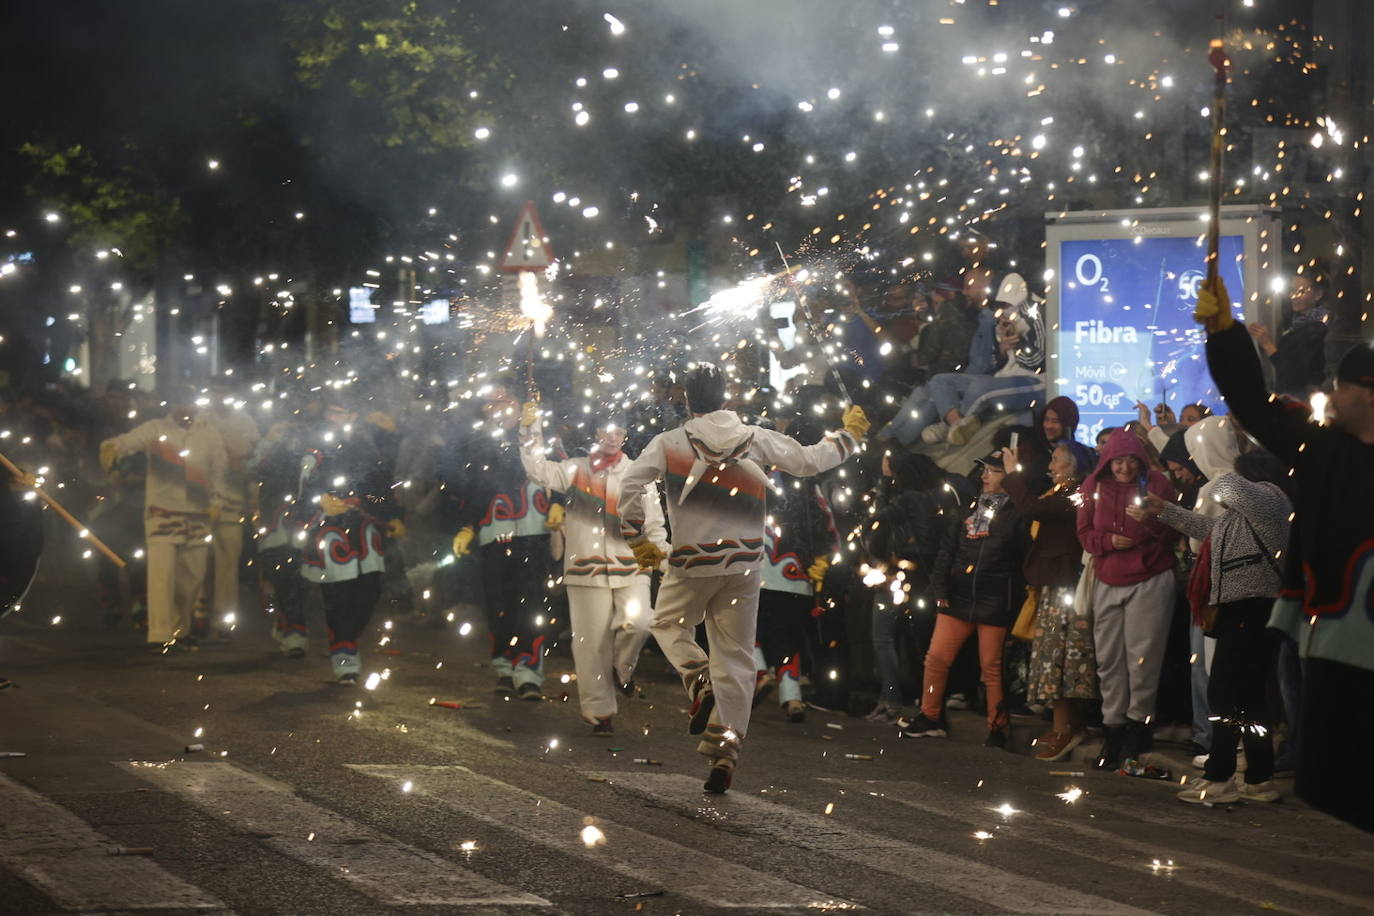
left=2, top=579, right=1372, bottom=915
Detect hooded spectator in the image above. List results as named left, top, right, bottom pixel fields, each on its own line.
left=1076, top=428, right=1180, bottom=768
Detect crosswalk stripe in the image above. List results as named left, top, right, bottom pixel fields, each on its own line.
left=830, top=777, right=1374, bottom=915
left=118, top=761, right=548, bottom=908
left=0, top=772, right=225, bottom=912
left=597, top=771, right=1157, bottom=915
left=347, top=764, right=856, bottom=910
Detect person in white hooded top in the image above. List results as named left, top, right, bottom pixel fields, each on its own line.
left=618, top=364, right=868, bottom=793
left=1178, top=415, right=1244, bottom=761
left=520, top=407, right=668, bottom=737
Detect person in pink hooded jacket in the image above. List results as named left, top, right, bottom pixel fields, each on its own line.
left=1076, top=428, right=1179, bottom=768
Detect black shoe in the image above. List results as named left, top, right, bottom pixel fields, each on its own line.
left=285, top=646, right=306, bottom=659
left=984, top=726, right=1008, bottom=749
left=751, top=672, right=775, bottom=709
left=898, top=713, right=948, bottom=739
left=516, top=682, right=544, bottom=702
left=494, top=676, right=515, bottom=696
left=1097, top=725, right=1125, bottom=770
left=591, top=717, right=614, bottom=737
left=337, top=673, right=358, bottom=687
left=1121, top=719, right=1153, bottom=759
left=617, top=679, right=638, bottom=698
left=784, top=700, right=806, bottom=723
left=687, top=673, right=715, bottom=735
left=703, top=760, right=734, bottom=794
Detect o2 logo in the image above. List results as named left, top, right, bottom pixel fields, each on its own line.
left=1075, top=254, right=1110, bottom=292
left=1178, top=269, right=1205, bottom=303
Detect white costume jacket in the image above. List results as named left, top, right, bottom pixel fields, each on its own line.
left=521, top=438, right=668, bottom=588
left=619, top=411, right=857, bottom=579
left=103, top=416, right=229, bottom=538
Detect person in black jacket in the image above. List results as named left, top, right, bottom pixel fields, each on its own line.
left=298, top=391, right=404, bottom=685
left=1246, top=271, right=1329, bottom=398
left=863, top=452, right=956, bottom=723
left=251, top=407, right=317, bottom=658
left=445, top=381, right=559, bottom=701
left=900, top=453, right=1027, bottom=746
left=1197, top=276, right=1374, bottom=831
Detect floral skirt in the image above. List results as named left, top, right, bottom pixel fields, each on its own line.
left=1027, top=585, right=1099, bottom=703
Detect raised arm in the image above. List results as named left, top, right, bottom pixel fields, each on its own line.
left=519, top=433, right=575, bottom=493
left=618, top=434, right=667, bottom=543
left=1206, top=320, right=1322, bottom=466
left=748, top=426, right=858, bottom=478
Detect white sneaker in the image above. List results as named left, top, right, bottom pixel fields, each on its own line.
left=1238, top=780, right=1280, bottom=802
left=921, top=422, right=950, bottom=444
left=945, top=692, right=969, bottom=710
left=1191, top=753, right=1209, bottom=769
left=1177, top=776, right=1240, bottom=805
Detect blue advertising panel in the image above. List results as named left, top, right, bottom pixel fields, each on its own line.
left=348, top=287, right=377, bottom=324
left=1058, top=234, right=1246, bottom=444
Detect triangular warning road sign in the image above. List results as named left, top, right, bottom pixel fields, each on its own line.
left=499, top=201, right=555, bottom=271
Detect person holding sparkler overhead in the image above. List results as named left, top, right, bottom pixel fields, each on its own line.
left=520, top=405, right=668, bottom=737
left=1197, top=275, right=1374, bottom=832
left=448, top=380, right=559, bottom=702
left=618, top=363, right=867, bottom=793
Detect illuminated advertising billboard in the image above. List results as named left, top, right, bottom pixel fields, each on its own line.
left=1046, top=207, right=1279, bottom=445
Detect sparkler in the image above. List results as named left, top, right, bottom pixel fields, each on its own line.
left=775, top=243, right=853, bottom=405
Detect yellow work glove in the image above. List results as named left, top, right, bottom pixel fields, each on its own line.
left=841, top=405, right=870, bottom=442
left=387, top=518, right=407, bottom=539
left=452, top=526, right=475, bottom=557
left=99, top=441, right=119, bottom=471
left=320, top=493, right=349, bottom=516
left=630, top=539, right=667, bottom=571
left=207, top=501, right=222, bottom=523
left=521, top=400, right=540, bottom=428
left=366, top=410, right=397, bottom=434
left=545, top=503, right=566, bottom=531
left=807, top=556, right=830, bottom=591
left=1194, top=274, right=1235, bottom=333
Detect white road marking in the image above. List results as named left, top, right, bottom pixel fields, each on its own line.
left=598, top=771, right=1157, bottom=915
left=119, top=761, right=547, bottom=908
left=828, top=777, right=1374, bottom=916
left=348, top=764, right=856, bottom=910
left=0, top=772, right=224, bottom=912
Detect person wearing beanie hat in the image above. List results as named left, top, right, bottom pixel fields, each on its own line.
left=618, top=362, right=867, bottom=793
left=520, top=407, right=668, bottom=736
left=1199, top=276, right=1374, bottom=831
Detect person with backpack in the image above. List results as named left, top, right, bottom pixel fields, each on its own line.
left=1130, top=450, right=1292, bottom=804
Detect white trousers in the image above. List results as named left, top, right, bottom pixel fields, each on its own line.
left=210, top=520, right=244, bottom=619
left=650, top=571, right=761, bottom=744
left=146, top=541, right=209, bottom=644
left=568, top=580, right=653, bottom=721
